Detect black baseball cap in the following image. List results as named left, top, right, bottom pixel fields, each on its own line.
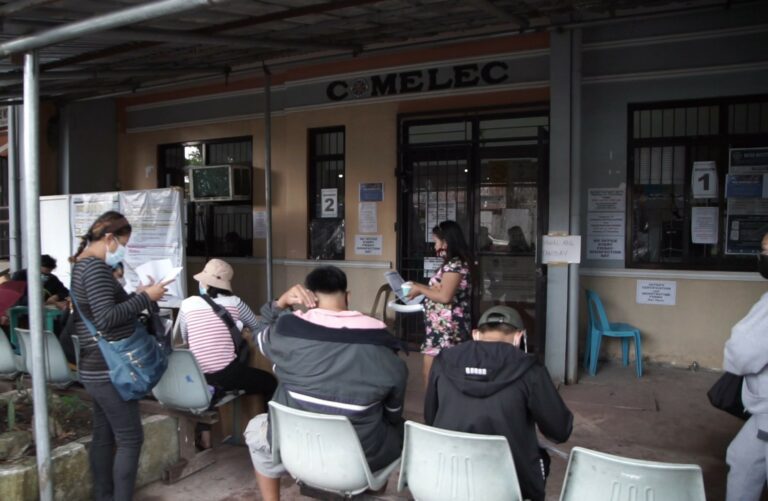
left=478, top=305, right=524, bottom=330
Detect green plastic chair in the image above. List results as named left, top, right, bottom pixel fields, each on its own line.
left=560, top=447, right=705, bottom=501
left=585, top=290, right=643, bottom=377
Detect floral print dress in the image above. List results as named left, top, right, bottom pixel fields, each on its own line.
left=421, top=257, right=471, bottom=356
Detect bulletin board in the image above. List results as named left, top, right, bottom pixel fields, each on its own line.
left=40, top=187, right=187, bottom=307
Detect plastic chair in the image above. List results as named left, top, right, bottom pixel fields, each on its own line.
left=559, top=447, right=706, bottom=501
left=152, top=349, right=212, bottom=415
left=370, top=283, right=393, bottom=328
left=397, top=421, right=523, bottom=501
left=0, top=328, right=19, bottom=380
left=585, top=290, right=643, bottom=377
left=269, top=401, right=400, bottom=497
left=15, top=328, right=75, bottom=388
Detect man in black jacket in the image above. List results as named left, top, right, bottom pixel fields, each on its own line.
left=424, top=305, right=573, bottom=501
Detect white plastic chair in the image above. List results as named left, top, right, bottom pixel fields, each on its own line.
left=559, top=447, right=706, bottom=501
left=397, top=421, right=523, bottom=501
left=268, top=401, right=400, bottom=497
left=151, top=349, right=212, bottom=415
left=0, top=328, right=19, bottom=380
left=15, top=328, right=75, bottom=388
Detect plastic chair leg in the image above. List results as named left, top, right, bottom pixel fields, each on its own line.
left=634, top=332, right=643, bottom=378
left=621, top=338, right=629, bottom=367
left=583, top=329, right=592, bottom=370
left=589, top=334, right=602, bottom=376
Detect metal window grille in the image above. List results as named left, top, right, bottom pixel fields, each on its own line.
left=308, top=127, right=345, bottom=260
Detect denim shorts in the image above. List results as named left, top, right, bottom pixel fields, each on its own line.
left=244, top=413, right=287, bottom=479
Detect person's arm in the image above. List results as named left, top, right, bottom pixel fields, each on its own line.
left=255, top=284, right=318, bottom=358
left=410, top=271, right=461, bottom=304
left=47, top=275, right=69, bottom=299
left=423, top=356, right=442, bottom=425
left=526, top=365, right=573, bottom=443
left=81, top=261, right=152, bottom=335
left=383, top=360, right=408, bottom=425
left=177, top=308, right=189, bottom=344
left=725, top=294, right=768, bottom=375
left=235, top=298, right=261, bottom=332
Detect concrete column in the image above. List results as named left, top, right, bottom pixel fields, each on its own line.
left=546, top=29, right=582, bottom=382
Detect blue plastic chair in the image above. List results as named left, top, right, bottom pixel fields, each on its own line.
left=585, top=290, right=643, bottom=377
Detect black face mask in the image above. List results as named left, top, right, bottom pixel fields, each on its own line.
left=759, top=254, right=768, bottom=280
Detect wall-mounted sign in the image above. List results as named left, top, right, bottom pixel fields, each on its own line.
left=588, top=188, right=625, bottom=212
left=725, top=174, right=768, bottom=198
left=587, top=237, right=624, bottom=260
left=354, top=235, right=382, bottom=256
left=691, top=206, right=718, bottom=244
left=691, top=161, right=718, bottom=199
left=321, top=188, right=338, bottom=218
left=359, top=183, right=384, bottom=202
left=636, top=280, right=677, bottom=306
left=542, top=235, right=581, bottom=264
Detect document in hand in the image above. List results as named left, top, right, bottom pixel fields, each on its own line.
left=384, top=271, right=424, bottom=305
left=135, top=259, right=184, bottom=298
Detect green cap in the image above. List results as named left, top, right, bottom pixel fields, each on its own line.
left=478, top=305, right=524, bottom=330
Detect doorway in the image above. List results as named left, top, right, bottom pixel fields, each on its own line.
left=397, top=111, right=549, bottom=356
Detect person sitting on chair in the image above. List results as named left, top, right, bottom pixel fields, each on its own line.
left=245, top=265, right=408, bottom=501
left=424, top=305, right=573, bottom=501
left=12, top=254, right=69, bottom=310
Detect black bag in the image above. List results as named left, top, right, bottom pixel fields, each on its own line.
left=200, top=294, right=249, bottom=364
left=707, top=371, right=750, bottom=420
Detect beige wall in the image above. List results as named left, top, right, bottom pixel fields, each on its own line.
left=581, top=275, right=766, bottom=369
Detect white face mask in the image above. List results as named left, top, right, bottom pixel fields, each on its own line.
left=105, top=238, right=126, bottom=268
left=199, top=284, right=207, bottom=296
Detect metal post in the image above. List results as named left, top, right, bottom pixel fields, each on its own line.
left=263, top=65, right=273, bottom=301
left=566, top=29, right=582, bottom=385
left=8, top=105, right=22, bottom=272
left=23, top=50, right=53, bottom=501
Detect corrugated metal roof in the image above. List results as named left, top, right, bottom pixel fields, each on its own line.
left=0, top=0, right=751, bottom=101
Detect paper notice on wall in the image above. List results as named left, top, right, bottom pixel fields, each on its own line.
left=691, top=207, right=719, bottom=244
left=321, top=188, right=338, bottom=218
left=425, top=192, right=457, bottom=242
left=358, top=202, right=378, bottom=233
left=253, top=210, right=267, bottom=239
left=691, top=161, right=718, bottom=199
left=588, top=187, right=625, bottom=212
left=354, top=235, right=382, bottom=255
left=423, top=257, right=443, bottom=278
left=542, top=235, right=581, bottom=264
left=636, top=280, right=677, bottom=306
left=587, top=237, right=624, bottom=260
left=70, top=192, right=119, bottom=252
left=587, top=212, right=624, bottom=237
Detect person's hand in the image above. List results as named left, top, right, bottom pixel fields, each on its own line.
left=406, top=282, right=424, bottom=299
left=276, top=284, right=317, bottom=310
left=142, top=280, right=168, bottom=302
left=136, top=276, right=155, bottom=295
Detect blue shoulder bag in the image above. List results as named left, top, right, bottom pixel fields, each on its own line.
left=72, top=293, right=168, bottom=401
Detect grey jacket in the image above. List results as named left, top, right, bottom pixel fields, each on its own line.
left=255, top=302, right=408, bottom=471
left=725, top=292, right=768, bottom=435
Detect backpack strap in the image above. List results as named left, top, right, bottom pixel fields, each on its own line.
left=200, top=294, right=248, bottom=362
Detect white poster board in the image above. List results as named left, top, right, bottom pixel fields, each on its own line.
left=542, top=235, right=581, bottom=264
left=40, top=195, right=73, bottom=287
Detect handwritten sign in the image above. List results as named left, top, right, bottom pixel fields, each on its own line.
left=542, top=235, right=581, bottom=264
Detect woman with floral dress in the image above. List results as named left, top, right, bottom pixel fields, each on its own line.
left=406, top=220, right=472, bottom=387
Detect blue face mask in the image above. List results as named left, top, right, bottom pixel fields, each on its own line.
left=199, top=284, right=207, bottom=296
left=105, top=240, right=126, bottom=269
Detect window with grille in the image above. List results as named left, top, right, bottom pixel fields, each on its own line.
left=308, top=127, right=345, bottom=260
left=627, top=95, right=768, bottom=270
left=158, top=136, right=253, bottom=258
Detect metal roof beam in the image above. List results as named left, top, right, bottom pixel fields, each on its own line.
left=0, top=0, right=60, bottom=17
left=0, top=0, right=236, bottom=57
left=464, top=0, right=530, bottom=29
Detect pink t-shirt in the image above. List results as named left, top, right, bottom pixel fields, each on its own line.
left=293, top=308, right=386, bottom=330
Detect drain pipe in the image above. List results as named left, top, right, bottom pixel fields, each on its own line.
left=263, top=64, right=273, bottom=302
left=23, top=50, right=53, bottom=501
left=7, top=105, right=22, bottom=272
left=566, top=29, right=582, bottom=385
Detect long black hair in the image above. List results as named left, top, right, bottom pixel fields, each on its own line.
left=432, top=220, right=472, bottom=265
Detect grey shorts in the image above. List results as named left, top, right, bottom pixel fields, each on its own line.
left=244, top=413, right=287, bottom=479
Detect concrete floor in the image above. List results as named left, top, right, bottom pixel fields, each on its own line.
left=136, top=355, right=744, bottom=500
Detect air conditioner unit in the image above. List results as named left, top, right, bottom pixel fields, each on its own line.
left=189, top=164, right=251, bottom=202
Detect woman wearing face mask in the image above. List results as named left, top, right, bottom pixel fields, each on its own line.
left=70, top=211, right=168, bottom=501
left=724, top=233, right=768, bottom=501
left=405, top=220, right=473, bottom=387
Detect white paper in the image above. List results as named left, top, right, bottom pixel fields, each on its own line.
left=691, top=161, right=718, bottom=199
left=253, top=210, right=267, bottom=239
left=636, top=280, right=677, bottom=306
left=588, top=188, right=625, bottom=212
left=587, top=212, right=625, bottom=237
left=134, top=259, right=184, bottom=299
left=587, top=236, right=624, bottom=260
left=691, top=207, right=719, bottom=244
left=354, top=235, right=382, bottom=255
left=358, top=202, right=378, bottom=233
left=425, top=192, right=457, bottom=242
left=321, top=188, right=338, bottom=218
left=542, top=235, right=581, bottom=264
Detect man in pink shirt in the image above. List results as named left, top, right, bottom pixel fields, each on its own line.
left=246, top=266, right=407, bottom=501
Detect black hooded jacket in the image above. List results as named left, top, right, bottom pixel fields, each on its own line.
left=424, top=341, right=573, bottom=501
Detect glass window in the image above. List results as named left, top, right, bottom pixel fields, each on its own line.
left=308, top=127, right=345, bottom=260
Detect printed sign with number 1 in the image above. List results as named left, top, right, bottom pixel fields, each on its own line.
left=692, top=161, right=718, bottom=199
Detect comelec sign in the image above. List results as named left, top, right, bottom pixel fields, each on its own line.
left=326, top=61, right=512, bottom=102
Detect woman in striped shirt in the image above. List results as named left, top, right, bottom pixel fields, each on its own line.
left=179, top=258, right=276, bottom=398
left=71, top=211, right=168, bottom=501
